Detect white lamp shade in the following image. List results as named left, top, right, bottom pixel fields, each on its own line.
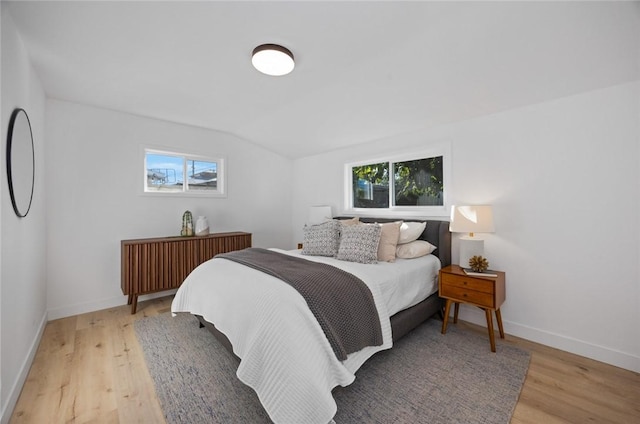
left=252, top=44, right=295, bottom=76
left=307, top=206, right=332, bottom=225
left=449, top=205, right=495, bottom=235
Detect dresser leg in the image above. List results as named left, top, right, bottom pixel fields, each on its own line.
left=453, top=302, right=460, bottom=324
left=495, top=308, right=505, bottom=339
left=130, top=295, right=138, bottom=314
left=441, top=299, right=452, bottom=334
left=485, top=308, right=496, bottom=352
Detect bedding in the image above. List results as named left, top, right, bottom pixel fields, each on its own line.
left=171, top=248, right=440, bottom=424
left=217, top=247, right=383, bottom=360
left=376, top=221, right=402, bottom=262
left=396, top=239, right=437, bottom=259
left=287, top=248, right=440, bottom=316
left=398, top=221, right=427, bottom=244
left=301, top=219, right=340, bottom=256
left=171, top=217, right=451, bottom=424
left=335, top=223, right=381, bottom=264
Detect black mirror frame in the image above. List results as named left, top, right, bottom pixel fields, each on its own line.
left=6, top=108, right=35, bottom=218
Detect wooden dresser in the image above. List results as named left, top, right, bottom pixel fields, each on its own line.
left=121, top=231, right=251, bottom=313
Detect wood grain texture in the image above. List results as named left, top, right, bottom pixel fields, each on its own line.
left=121, top=232, right=251, bottom=313
left=10, top=296, right=640, bottom=423
left=11, top=298, right=170, bottom=424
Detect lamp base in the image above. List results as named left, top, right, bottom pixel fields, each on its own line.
left=459, top=237, right=484, bottom=268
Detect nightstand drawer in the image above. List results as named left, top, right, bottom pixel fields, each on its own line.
left=440, top=285, right=494, bottom=307
left=440, top=273, right=494, bottom=294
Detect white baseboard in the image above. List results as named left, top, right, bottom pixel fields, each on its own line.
left=47, top=290, right=177, bottom=321
left=0, top=310, right=47, bottom=424
left=453, top=306, right=640, bottom=373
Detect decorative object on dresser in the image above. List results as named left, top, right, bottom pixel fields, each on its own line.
left=195, top=216, right=210, bottom=236
left=468, top=254, right=489, bottom=272
left=449, top=205, right=495, bottom=267
left=439, top=264, right=506, bottom=352
left=180, top=210, right=194, bottom=236
left=121, top=231, right=251, bottom=314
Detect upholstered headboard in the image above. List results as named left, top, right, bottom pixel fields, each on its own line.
left=335, top=217, right=451, bottom=267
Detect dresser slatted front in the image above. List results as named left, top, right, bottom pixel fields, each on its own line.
left=121, top=232, right=251, bottom=313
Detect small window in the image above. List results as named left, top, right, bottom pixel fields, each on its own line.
left=352, top=162, right=390, bottom=208
left=143, top=148, right=226, bottom=197
left=345, top=146, right=449, bottom=216
left=393, top=157, right=443, bottom=206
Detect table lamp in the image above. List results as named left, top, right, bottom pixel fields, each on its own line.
left=449, top=205, right=495, bottom=268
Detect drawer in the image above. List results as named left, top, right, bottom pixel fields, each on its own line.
left=440, top=273, right=494, bottom=294
left=440, top=284, right=494, bottom=308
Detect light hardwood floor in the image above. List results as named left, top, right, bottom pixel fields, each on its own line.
left=9, top=296, right=640, bottom=423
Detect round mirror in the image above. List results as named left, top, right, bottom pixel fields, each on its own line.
left=6, top=108, right=35, bottom=218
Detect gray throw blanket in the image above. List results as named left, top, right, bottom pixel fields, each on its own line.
left=217, top=248, right=383, bottom=360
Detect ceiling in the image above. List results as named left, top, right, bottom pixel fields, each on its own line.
left=4, top=1, right=639, bottom=159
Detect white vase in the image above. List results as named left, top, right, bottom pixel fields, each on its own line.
left=195, top=216, right=210, bottom=236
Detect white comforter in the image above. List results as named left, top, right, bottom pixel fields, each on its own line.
left=171, top=249, right=440, bottom=423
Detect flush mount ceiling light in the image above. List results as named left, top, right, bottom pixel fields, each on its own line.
left=252, top=44, right=295, bottom=76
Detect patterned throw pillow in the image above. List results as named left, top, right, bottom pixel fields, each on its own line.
left=302, top=220, right=340, bottom=257
left=336, top=224, right=381, bottom=264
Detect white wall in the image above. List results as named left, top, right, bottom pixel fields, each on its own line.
left=0, top=9, right=48, bottom=423
left=45, top=100, right=293, bottom=319
left=292, top=82, right=640, bottom=372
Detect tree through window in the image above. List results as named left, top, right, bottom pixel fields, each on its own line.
left=347, top=150, right=447, bottom=214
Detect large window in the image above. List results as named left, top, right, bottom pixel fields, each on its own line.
left=143, top=148, right=226, bottom=197
left=345, top=147, right=449, bottom=216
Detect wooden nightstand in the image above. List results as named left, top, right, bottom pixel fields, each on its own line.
left=439, top=264, right=506, bottom=352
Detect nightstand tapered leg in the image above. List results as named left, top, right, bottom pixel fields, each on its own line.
left=495, top=309, right=505, bottom=339
left=485, top=308, right=496, bottom=352
left=442, top=299, right=452, bottom=334
left=453, top=303, right=460, bottom=323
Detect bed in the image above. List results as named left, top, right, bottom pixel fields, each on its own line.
left=171, top=217, right=451, bottom=423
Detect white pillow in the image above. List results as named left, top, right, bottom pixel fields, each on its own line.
left=398, top=221, right=426, bottom=244
left=396, top=240, right=436, bottom=259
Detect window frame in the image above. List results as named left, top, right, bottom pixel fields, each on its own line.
left=343, top=144, right=451, bottom=217
left=141, top=146, right=226, bottom=198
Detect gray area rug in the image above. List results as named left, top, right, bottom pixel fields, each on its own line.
left=135, top=313, right=530, bottom=424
